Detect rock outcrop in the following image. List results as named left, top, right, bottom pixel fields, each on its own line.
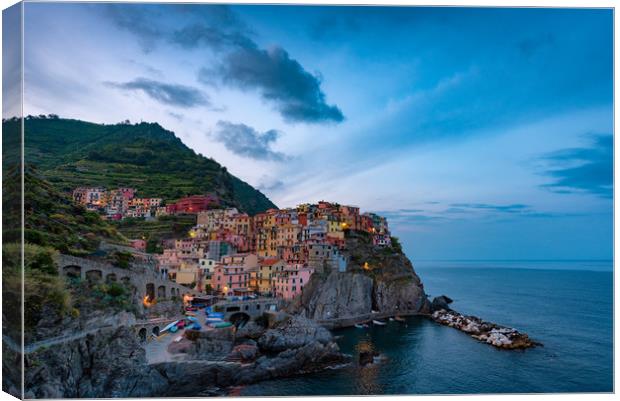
left=295, top=272, right=373, bottom=320
left=291, top=231, right=429, bottom=324
left=154, top=314, right=350, bottom=396
left=24, top=326, right=168, bottom=398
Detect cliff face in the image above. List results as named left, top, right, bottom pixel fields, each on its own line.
left=292, top=231, right=430, bottom=323
left=23, top=326, right=168, bottom=398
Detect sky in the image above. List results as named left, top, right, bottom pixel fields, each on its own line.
left=15, top=3, right=614, bottom=262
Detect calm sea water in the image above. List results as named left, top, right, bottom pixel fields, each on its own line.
left=238, top=261, right=613, bottom=395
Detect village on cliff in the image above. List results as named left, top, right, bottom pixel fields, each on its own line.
left=71, top=186, right=392, bottom=301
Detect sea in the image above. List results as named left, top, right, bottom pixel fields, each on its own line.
left=237, top=260, right=613, bottom=396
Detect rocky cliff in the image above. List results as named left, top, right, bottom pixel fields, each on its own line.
left=23, top=326, right=168, bottom=398
left=291, top=231, right=430, bottom=324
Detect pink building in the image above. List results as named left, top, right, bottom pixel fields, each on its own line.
left=213, top=264, right=251, bottom=296
left=272, top=265, right=314, bottom=300
left=129, top=239, right=147, bottom=251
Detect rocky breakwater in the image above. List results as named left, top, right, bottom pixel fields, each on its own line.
left=430, top=297, right=540, bottom=350
left=290, top=231, right=430, bottom=327
left=152, top=312, right=350, bottom=396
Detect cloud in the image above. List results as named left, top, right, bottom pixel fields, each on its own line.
left=104, top=78, right=211, bottom=108
left=203, top=46, right=344, bottom=123
left=212, top=121, right=288, bottom=161
left=257, top=176, right=285, bottom=192
left=539, top=134, right=613, bottom=198
left=172, top=23, right=254, bottom=51
left=105, top=4, right=343, bottom=124
left=449, top=203, right=530, bottom=213
left=106, top=4, right=164, bottom=52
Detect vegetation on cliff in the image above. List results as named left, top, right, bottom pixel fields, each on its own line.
left=111, top=214, right=197, bottom=253
left=3, top=165, right=126, bottom=256
left=2, top=167, right=135, bottom=343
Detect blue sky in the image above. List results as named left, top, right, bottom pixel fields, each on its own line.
left=19, top=4, right=613, bottom=261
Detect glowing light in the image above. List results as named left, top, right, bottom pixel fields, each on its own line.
left=363, top=262, right=370, bottom=270
left=143, top=295, right=157, bottom=307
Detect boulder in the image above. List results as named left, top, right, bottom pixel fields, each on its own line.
left=258, top=315, right=332, bottom=353
left=431, top=295, right=454, bottom=311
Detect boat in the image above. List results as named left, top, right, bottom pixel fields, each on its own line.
left=372, top=320, right=387, bottom=326
left=205, top=318, right=224, bottom=324
left=389, top=317, right=395, bottom=321
left=187, top=322, right=202, bottom=331
left=169, top=325, right=178, bottom=333
left=173, top=335, right=183, bottom=343
left=207, top=312, right=225, bottom=318
left=161, top=320, right=180, bottom=333
left=395, top=316, right=406, bottom=323
left=354, top=323, right=369, bottom=329
left=210, top=322, right=233, bottom=329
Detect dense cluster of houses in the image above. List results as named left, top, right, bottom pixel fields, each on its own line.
left=72, top=186, right=218, bottom=220
left=154, top=201, right=391, bottom=300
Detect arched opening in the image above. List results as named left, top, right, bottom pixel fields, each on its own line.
left=157, top=285, right=166, bottom=299
left=106, top=273, right=117, bottom=283
left=85, top=270, right=102, bottom=283
left=120, top=276, right=131, bottom=285
left=62, top=265, right=82, bottom=278
left=229, top=312, right=250, bottom=328
left=146, top=283, right=155, bottom=298
left=144, top=283, right=156, bottom=306
left=138, top=328, right=147, bottom=342
left=152, top=326, right=160, bottom=337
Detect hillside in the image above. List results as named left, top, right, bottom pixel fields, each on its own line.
left=3, top=165, right=126, bottom=255
left=5, top=117, right=277, bottom=215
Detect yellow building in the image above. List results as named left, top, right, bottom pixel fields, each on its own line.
left=257, top=259, right=286, bottom=294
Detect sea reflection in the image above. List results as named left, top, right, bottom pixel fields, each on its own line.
left=354, top=338, right=384, bottom=394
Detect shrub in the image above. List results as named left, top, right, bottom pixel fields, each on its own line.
left=106, top=282, right=126, bottom=297
left=391, top=236, right=403, bottom=254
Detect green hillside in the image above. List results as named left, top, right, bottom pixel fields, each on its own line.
left=6, top=116, right=277, bottom=214
left=3, top=165, right=126, bottom=256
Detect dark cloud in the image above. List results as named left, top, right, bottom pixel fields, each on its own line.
left=106, top=4, right=165, bottom=52
left=257, top=177, right=285, bottom=192
left=105, top=78, right=211, bottom=108
left=105, top=4, right=343, bottom=124
left=203, top=46, right=344, bottom=123
left=212, top=121, right=288, bottom=161
left=172, top=23, right=254, bottom=51
left=540, top=134, right=612, bottom=198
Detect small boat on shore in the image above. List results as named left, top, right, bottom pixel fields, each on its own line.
left=389, top=317, right=395, bottom=321
left=354, top=323, right=369, bottom=329
left=161, top=320, right=180, bottom=334
left=372, top=320, right=387, bottom=326
left=395, top=316, right=406, bottom=323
